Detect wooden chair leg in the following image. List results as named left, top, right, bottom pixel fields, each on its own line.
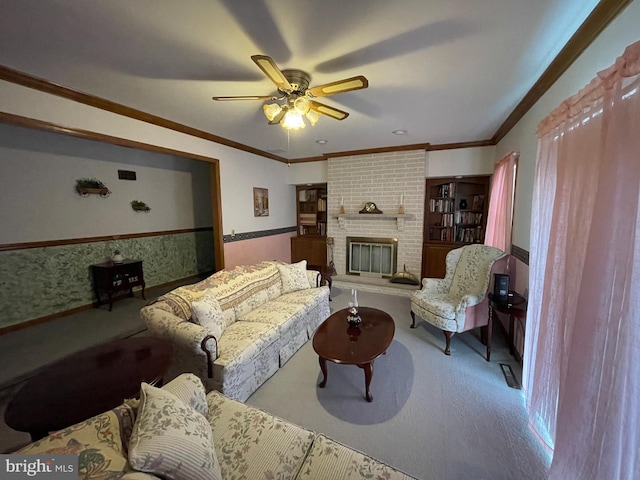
left=410, top=311, right=416, bottom=328
left=443, top=331, right=453, bottom=355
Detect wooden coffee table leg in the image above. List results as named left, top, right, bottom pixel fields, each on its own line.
left=359, top=361, right=374, bottom=402
left=318, top=356, right=328, bottom=388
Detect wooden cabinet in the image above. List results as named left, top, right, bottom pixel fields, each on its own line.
left=291, top=184, right=328, bottom=269
left=291, top=236, right=328, bottom=268
left=422, top=175, right=490, bottom=278
left=91, top=259, right=145, bottom=311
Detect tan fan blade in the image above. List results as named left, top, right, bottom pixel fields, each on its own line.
left=212, top=95, right=273, bottom=101
left=251, top=55, right=293, bottom=91
left=307, top=75, right=368, bottom=97
left=309, top=100, right=349, bottom=120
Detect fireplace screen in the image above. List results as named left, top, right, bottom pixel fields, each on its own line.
left=347, top=237, right=398, bottom=277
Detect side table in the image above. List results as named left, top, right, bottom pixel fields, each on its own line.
left=91, top=259, right=145, bottom=311
left=488, top=292, right=527, bottom=360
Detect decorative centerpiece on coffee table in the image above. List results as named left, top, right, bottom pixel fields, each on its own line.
left=347, top=289, right=362, bottom=326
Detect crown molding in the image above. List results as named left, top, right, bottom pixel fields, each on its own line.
left=0, top=65, right=288, bottom=163
left=492, top=0, right=633, bottom=143
left=0, top=111, right=220, bottom=164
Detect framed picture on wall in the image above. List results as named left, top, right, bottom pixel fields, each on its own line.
left=253, top=187, right=269, bottom=216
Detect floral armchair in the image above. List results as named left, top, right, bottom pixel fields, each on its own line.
left=410, top=244, right=509, bottom=359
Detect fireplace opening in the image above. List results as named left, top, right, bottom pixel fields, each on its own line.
left=346, top=237, right=398, bottom=278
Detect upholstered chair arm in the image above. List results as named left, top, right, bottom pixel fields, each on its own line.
left=306, top=270, right=322, bottom=288
left=422, top=277, right=450, bottom=294
left=457, top=293, right=483, bottom=311
left=140, top=306, right=218, bottom=361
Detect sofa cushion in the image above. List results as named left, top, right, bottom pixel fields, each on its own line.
left=129, top=383, right=222, bottom=480
left=191, top=293, right=226, bottom=340
left=297, top=434, right=417, bottom=480
left=17, top=403, right=136, bottom=478
left=207, top=390, right=315, bottom=479
left=411, top=293, right=458, bottom=320
left=277, top=260, right=311, bottom=293
left=212, top=321, right=280, bottom=381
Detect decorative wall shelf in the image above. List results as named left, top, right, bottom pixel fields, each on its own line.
left=334, top=213, right=414, bottom=231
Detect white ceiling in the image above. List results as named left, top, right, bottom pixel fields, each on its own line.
left=0, top=0, right=599, bottom=160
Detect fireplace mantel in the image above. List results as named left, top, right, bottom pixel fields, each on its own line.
left=334, top=213, right=414, bottom=231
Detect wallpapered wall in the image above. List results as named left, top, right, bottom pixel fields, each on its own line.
left=0, top=123, right=215, bottom=330
left=0, top=231, right=214, bottom=329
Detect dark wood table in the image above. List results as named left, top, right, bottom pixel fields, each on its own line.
left=312, top=307, right=395, bottom=402
left=488, top=292, right=527, bottom=361
left=4, top=337, right=172, bottom=441
left=91, top=259, right=146, bottom=311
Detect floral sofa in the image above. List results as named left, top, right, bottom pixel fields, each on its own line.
left=16, top=373, right=417, bottom=480
left=140, top=260, right=330, bottom=402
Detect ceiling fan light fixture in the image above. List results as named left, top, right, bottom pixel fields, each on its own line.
left=282, top=110, right=305, bottom=130
left=263, top=103, right=282, bottom=122
left=294, top=96, right=311, bottom=114
left=305, top=109, right=320, bottom=126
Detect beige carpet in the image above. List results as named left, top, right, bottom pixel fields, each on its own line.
left=246, top=287, right=549, bottom=480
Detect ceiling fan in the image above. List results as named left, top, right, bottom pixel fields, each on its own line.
left=212, top=55, right=368, bottom=130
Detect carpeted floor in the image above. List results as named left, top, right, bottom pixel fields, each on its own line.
left=0, top=284, right=550, bottom=479
left=246, top=287, right=550, bottom=479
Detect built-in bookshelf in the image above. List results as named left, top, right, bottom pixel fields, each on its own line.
left=291, top=183, right=329, bottom=269
left=296, top=184, right=327, bottom=236
left=422, top=175, right=490, bottom=277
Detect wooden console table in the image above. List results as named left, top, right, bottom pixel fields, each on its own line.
left=91, top=259, right=145, bottom=311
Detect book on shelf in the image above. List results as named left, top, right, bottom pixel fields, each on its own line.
left=472, top=194, right=485, bottom=210
left=299, top=213, right=317, bottom=225
left=298, top=189, right=308, bottom=202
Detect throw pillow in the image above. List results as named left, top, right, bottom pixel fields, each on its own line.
left=277, top=260, right=311, bottom=294
left=162, top=373, right=208, bottom=418
left=129, top=383, right=221, bottom=480
left=191, top=292, right=225, bottom=340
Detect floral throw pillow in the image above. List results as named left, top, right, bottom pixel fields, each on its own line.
left=277, top=260, right=311, bottom=294
left=191, top=292, right=225, bottom=340
left=162, top=373, right=209, bottom=418
left=129, top=383, right=222, bottom=480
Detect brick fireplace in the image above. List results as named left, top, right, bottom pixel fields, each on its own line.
left=327, top=151, right=426, bottom=281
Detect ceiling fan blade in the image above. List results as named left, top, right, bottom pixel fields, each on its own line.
left=309, top=100, right=349, bottom=120
left=212, top=95, right=273, bottom=101
left=251, top=55, right=293, bottom=91
left=307, top=75, right=368, bottom=97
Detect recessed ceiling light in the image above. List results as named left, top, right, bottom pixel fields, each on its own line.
left=316, top=139, right=328, bottom=144
left=392, top=129, right=408, bottom=135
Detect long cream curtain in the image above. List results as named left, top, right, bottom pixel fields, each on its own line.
left=524, top=40, right=640, bottom=479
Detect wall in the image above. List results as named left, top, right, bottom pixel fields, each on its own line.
left=327, top=150, right=426, bottom=278
left=495, top=0, right=640, bottom=293
left=426, top=146, right=496, bottom=177
left=0, top=122, right=215, bottom=329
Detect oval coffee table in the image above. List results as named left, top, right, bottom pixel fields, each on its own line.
left=312, top=307, right=395, bottom=402
left=4, top=337, right=173, bottom=441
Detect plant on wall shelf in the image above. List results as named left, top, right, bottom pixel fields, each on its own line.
left=76, top=178, right=110, bottom=197
left=131, top=200, right=150, bottom=212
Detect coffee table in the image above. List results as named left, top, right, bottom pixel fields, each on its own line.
left=312, top=307, right=395, bottom=402
left=4, top=337, right=172, bottom=441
